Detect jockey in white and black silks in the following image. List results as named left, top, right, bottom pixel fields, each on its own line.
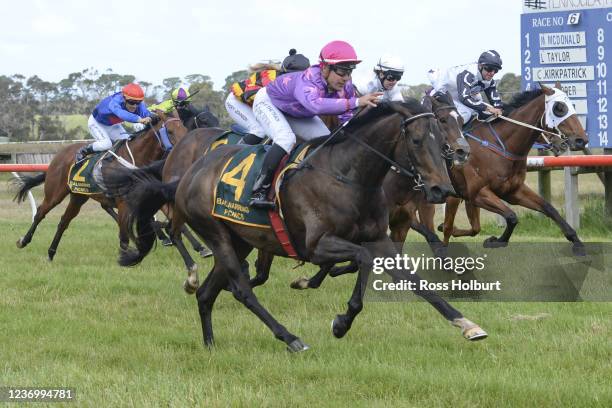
left=76, top=83, right=153, bottom=162
left=248, top=40, right=382, bottom=209
left=428, top=50, right=504, bottom=125
left=224, top=49, right=311, bottom=145
left=354, top=55, right=405, bottom=102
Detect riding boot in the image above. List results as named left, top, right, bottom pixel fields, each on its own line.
left=237, top=133, right=263, bottom=145
left=75, top=144, right=95, bottom=162
left=249, top=143, right=287, bottom=209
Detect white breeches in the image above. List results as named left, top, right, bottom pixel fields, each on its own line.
left=252, top=88, right=329, bottom=153
left=87, top=115, right=129, bottom=151
left=225, top=93, right=266, bottom=138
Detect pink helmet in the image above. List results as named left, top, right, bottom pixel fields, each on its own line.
left=319, top=40, right=361, bottom=68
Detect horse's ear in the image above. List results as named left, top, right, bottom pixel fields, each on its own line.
left=539, top=82, right=555, bottom=95
left=422, top=94, right=433, bottom=111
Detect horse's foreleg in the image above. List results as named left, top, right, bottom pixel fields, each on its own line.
left=249, top=250, right=273, bottom=288
left=472, top=187, right=517, bottom=247
left=441, top=196, right=462, bottom=244
left=17, top=189, right=69, bottom=249
left=389, top=204, right=413, bottom=251
left=308, top=234, right=377, bottom=338
left=47, top=194, right=89, bottom=261
left=507, top=183, right=585, bottom=256
left=116, top=201, right=131, bottom=251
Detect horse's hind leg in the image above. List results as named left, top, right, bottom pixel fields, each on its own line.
left=47, top=194, right=89, bottom=261
left=198, top=224, right=307, bottom=351
left=507, top=183, right=585, bottom=256
left=17, top=187, right=69, bottom=249
left=101, top=204, right=119, bottom=223
left=181, top=225, right=212, bottom=257
left=168, top=212, right=201, bottom=294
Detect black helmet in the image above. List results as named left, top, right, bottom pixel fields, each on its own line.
left=281, top=49, right=311, bottom=73
left=478, top=50, right=503, bottom=70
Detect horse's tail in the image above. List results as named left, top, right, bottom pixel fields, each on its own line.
left=119, top=179, right=179, bottom=267
left=11, top=173, right=46, bottom=203
left=101, top=159, right=166, bottom=198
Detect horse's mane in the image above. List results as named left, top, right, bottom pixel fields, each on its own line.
left=249, top=62, right=281, bottom=73
left=502, top=89, right=544, bottom=116
left=345, top=99, right=426, bottom=130
left=304, top=100, right=425, bottom=148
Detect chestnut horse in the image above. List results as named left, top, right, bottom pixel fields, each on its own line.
left=12, top=112, right=187, bottom=260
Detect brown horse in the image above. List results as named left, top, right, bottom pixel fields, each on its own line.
left=12, top=112, right=187, bottom=260
left=116, top=101, right=487, bottom=351
left=433, top=84, right=588, bottom=255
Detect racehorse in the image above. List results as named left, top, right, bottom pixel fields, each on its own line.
left=435, top=83, right=588, bottom=255
left=117, top=101, right=487, bottom=351
left=12, top=112, right=187, bottom=260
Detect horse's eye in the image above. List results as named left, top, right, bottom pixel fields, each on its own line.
left=552, top=101, right=568, bottom=117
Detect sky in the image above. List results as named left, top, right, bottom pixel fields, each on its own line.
left=1, top=0, right=523, bottom=91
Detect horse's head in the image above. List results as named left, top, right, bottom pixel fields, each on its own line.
left=540, top=83, right=588, bottom=151
left=390, top=101, right=456, bottom=203
left=153, top=110, right=189, bottom=147
left=424, top=91, right=470, bottom=166
left=185, top=106, right=220, bottom=130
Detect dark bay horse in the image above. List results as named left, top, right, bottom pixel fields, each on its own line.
left=12, top=112, right=187, bottom=260
left=435, top=84, right=588, bottom=255
left=118, top=101, right=486, bottom=351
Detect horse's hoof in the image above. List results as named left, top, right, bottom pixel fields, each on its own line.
left=464, top=326, right=488, bottom=341
left=161, top=238, right=173, bottom=247
left=183, top=279, right=198, bottom=295
left=204, top=338, right=215, bottom=350
left=199, top=247, right=213, bottom=258
left=16, top=238, right=25, bottom=249
left=572, top=243, right=586, bottom=257
left=331, top=315, right=351, bottom=339
left=437, top=223, right=444, bottom=233
left=287, top=338, right=310, bottom=353
left=433, top=244, right=448, bottom=259
left=290, top=277, right=310, bottom=290
left=452, top=318, right=488, bottom=341
left=483, top=236, right=507, bottom=248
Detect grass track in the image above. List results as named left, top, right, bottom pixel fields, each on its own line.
left=0, top=175, right=611, bottom=407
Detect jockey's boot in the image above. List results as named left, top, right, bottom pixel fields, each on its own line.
left=249, top=143, right=286, bottom=209
left=237, top=133, right=263, bottom=145
left=75, top=144, right=94, bottom=162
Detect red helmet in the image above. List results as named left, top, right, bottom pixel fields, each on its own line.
left=122, top=83, right=145, bottom=100
left=319, top=40, right=361, bottom=68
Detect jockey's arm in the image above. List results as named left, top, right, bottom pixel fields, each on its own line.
left=484, top=80, right=503, bottom=109
left=456, top=70, right=487, bottom=112
left=108, top=98, right=144, bottom=123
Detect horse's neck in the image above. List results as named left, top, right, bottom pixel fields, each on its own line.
left=324, top=117, right=398, bottom=188
left=491, top=95, right=545, bottom=156
left=117, top=129, right=162, bottom=165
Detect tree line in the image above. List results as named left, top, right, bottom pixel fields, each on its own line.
left=0, top=68, right=520, bottom=142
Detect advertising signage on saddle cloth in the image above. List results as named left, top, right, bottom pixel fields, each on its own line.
left=521, top=1, right=611, bottom=147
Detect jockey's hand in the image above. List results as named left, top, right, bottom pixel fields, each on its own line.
left=486, top=106, right=503, bottom=117
left=149, top=113, right=160, bottom=125
left=358, top=92, right=383, bottom=108
left=139, top=117, right=152, bottom=125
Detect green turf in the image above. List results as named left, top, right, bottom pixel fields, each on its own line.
left=0, top=177, right=611, bottom=407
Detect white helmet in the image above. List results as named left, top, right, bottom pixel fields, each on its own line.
left=375, top=55, right=405, bottom=73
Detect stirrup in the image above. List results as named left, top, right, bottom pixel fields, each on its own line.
left=249, top=189, right=275, bottom=209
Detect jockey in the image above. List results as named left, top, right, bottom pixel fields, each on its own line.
left=149, top=86, right=199, bottom=124
left=76, top=83, right=153, bottom=162
left=249, top=40, right=382, bottom=208
left=225, top=49, right=310, bottom=145
left=428, top=50, right=504, bottom=125
left=354, top=55, right=405, bottom=102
